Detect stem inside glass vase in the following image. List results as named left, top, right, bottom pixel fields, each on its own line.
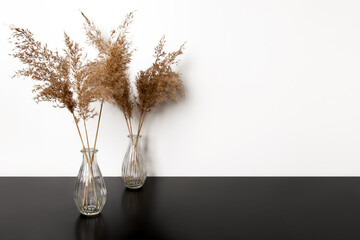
left=74, top=148, right=107, bottom=216
left=122, top=135, right=147, bottom=189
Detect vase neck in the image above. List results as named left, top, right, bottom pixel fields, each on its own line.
left=81, top=148, right=98, bottom=154
left=81, top=148, right=98, bottom=164
left=128, top=135, right=141, bottom=143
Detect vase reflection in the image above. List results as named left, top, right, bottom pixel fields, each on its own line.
left=75, top=213, right=107, bottom=240
left=120, top=181, right=168, bottom=240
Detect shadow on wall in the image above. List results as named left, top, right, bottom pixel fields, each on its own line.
left=124, top=53, right=191, bottom=176
left=141, top=57, right=192, bottom=176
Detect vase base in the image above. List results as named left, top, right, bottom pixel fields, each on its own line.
left=126, top=185, right=143, bottom=189
left=123, top=178, right=145, bottom=189
left=78, top=205, right=102, bottom=216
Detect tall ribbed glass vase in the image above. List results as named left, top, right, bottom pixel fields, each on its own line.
left=74, top=148, right=107, bottom=216
left=122, top=135, right=147, bottom=189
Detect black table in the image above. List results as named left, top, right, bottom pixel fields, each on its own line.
left=0, top=177, right=360, bottom=240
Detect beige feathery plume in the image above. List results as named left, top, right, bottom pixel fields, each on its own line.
left=9, top=26, right=106, bottom=122
left=82, top=12, right=134, bottom=134
left=10, top=26, right=77, bottom=113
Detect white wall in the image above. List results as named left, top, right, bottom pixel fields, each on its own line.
left=1, top=0, right=360, bottom=176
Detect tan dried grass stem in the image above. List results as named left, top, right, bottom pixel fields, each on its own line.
left=91, top=101, right=104, bottom=163
left=72, top=112, right=98, bottom=203
left=135, top=112, right=145, bottom=148
left=83, top=119, right=91, bottom=162
left=125, top=116, right=134, bottom=146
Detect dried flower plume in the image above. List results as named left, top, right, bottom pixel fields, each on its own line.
left=10, top=26, right=76, bottom=113
left=9, top=26, right=106, bottom=122
left=83, top=12, right=134, bottom=115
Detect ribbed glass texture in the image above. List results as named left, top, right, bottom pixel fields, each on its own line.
left=74, top=148, right=107, bottom=216
left=122, top=135, right=147, bottom=189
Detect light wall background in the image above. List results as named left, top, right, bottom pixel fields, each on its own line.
left=1, top=0, right=360, bottom=176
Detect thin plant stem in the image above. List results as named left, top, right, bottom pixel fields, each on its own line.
left=72, top=112, right=98, bottom=205
left=134, top=111, right=143, bottom=147
left=125, top=115, right=134, bottom=146
left=129, top=117, right=134, bottom=137
left=139, top=114, right=145, bottom=134
left=83, top=118, right=94, bottom=206
left=135, top=111, right=146, bottom=147
left=72, top=113, right=89, bottom=162
left=82, top=181, right=87, bottom=206
left=85, top=177, right=89, bottom=206
left=91, top=101, right=103, bottom=164
left=133, top=112, right=145, bottom=184
left=86, top=174, right=91, bottom=206
left=83, top=118, right=91, bottom=162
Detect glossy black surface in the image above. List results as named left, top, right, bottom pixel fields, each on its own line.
left=0, top=177, right=360, bottom=239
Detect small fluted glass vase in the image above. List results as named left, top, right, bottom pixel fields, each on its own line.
left=74, top=148, right=107, bottom=216
left=122, top=135, right=147, bottom=189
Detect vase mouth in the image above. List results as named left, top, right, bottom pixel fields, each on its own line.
left=127, top=135, right=141, bottom=138
left=80, top=148, right=98, bottom=153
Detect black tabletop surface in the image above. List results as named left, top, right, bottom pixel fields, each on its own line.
left=0, top=177, right=360, bottom=240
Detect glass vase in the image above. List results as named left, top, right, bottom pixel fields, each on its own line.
left=74, top=148, right=107, bottom=216
left=122, top=135, right=147, bottom=189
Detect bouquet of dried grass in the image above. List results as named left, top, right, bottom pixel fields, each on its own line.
left=9, top=22, right=110, bottom=214
left=9, top=26, right=104, bottom=158
left=82, top=13, right=185, bottom=145
left=82, top=12, right=185, bottom=188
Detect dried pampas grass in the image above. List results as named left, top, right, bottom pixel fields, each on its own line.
left=9, top=21, right=110, bottom=206
left=82, top=12, right=135, bottom=138
left=81, top=13, right=185, bottom=146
